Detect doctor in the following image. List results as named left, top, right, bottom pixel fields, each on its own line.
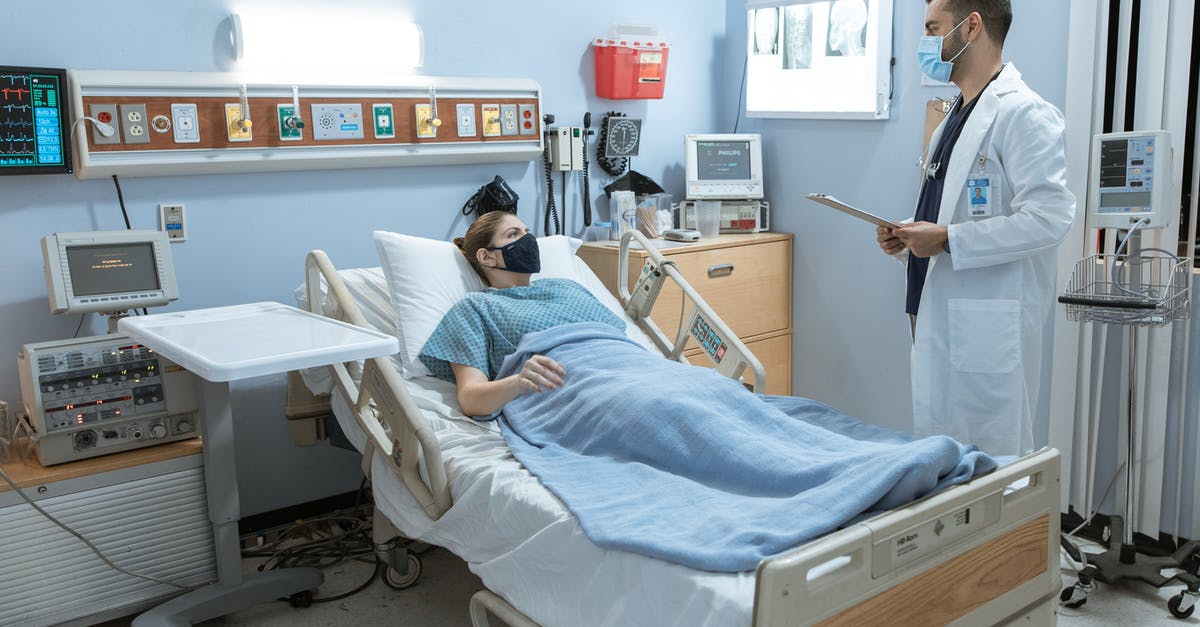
left=876, top=0, right=1075, bottom=457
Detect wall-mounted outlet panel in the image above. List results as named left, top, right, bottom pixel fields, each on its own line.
left=456, top=103, right=476, bottom=138
left=118, top=104, right=150, bottom=144
left=414, top=104, right=437, bottom=139
left=481, top=104, right=501, bottom=137
left=159, top=203, right=187, bottom=241
left=518, top=104, right=537, bottom=136
left=277, top=104, right=303, bottom=141
left=372, top=104, right=394, bottom=139
left=311, top=104, right=364, bottom=141
left=170, top=103, right=199, bottom=144
left=88, top=103, right=121, bottom=145
left=500, top=104, right=518, bottom=136
left=224, top=103, right=252, bottom=142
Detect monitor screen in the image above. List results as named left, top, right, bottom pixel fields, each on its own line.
left=685, top=133, right=764, bottom=199
left=66, top=243, right=161, bottom=296
left=696, top=140, right=753, bottom=180
left=43, top=230, right=179, bottom=315
left=0, top=66, right=71, bottom=175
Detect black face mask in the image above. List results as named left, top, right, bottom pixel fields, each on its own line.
left=486, top=233, right=541, bottom=274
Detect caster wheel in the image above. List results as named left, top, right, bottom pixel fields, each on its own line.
left=1060, top=586, right=1087, bottom=609
left=1168, top=594, right=1195, bottom=619
left=383, top=554, right=422, bottom=590
left=288, top=589, right=313, bottom=608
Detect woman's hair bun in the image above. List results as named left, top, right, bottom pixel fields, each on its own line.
left=453, top=236, right=466, bottom=251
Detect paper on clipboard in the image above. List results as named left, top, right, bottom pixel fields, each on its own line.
left=806, top=193, right=902, bottom=230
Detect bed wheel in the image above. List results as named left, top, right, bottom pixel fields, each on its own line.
left=288, top=589, right=314, bottom=608
left=384, top=554, right=423, bottom=590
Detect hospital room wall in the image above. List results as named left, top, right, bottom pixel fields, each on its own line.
left=0, top=0, right=727, bottom=516
left=719, top=2, right=1071, bottom=437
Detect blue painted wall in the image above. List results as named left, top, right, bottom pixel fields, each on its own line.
left=0, top=0, right=725, bottom=515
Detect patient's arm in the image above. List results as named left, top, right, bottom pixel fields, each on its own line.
left=451, top=355, right=565, bottom=417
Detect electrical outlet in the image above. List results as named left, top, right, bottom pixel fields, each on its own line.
left=171, top=103, right=199, bottom=143
left=277, top=104, right=303, bottom=141
left=88, top=103, right=121, bottom=145
left=518, top=104, right=537, bottom=136
left=414, top=104, right=437, bottom=139
left=481, top=104, right=501, bottom=137
left=372, top=104, right=394, bottom=139
left=500, top=104, right=518, bottom=136
left=159, top=203, right=187, bottom=241
left=225, top=103, right=253, bottom=142
left=456, top=103, right=476, bottom=137
left=119, top=104, right=150, bottom=144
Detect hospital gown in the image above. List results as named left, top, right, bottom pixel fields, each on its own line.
left=418, top=278, right=626, bottom=382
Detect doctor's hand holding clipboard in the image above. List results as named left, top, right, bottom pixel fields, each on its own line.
left=806, top=193, right=949, bottom=259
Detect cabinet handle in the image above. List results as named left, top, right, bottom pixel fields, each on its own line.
left=707, top=263, right=734, bottom=278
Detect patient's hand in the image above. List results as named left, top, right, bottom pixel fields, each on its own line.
left=517, top=354, right=565, bottom=393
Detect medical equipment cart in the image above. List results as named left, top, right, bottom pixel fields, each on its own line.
left=0, top=440, right=216, bottom=625
left=1058, top=250, right=1200, bottom=617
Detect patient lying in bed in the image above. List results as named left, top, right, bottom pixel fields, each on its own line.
left=418, top=212, right=997, bottom=572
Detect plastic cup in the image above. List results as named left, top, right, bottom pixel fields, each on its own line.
left=695, top=200, right=722, bottom=239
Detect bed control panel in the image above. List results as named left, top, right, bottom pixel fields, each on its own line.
left=869, top=490, right=1002, bottom=577
left=17, top=334, right=202, bottom=465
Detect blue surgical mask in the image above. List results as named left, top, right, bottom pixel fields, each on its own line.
left=917, top=17, right=970, bottom=83
left=486, top=232, right=541, bottom=274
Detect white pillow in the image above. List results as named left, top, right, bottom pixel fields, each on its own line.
left=373, top=230, right=585, bottom=379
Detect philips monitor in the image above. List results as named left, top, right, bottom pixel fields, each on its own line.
left=0, top=66, right=71, bottom=175
left=685, top=133, right=764, bottom=200
left=42, top=230, right=179, bottom=314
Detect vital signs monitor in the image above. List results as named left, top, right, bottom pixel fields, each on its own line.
left=1089, top=130, right=1173, bottom=230
left=685, top=134, right=764, bottom=200
left=42, top=230, right=179, bottom=314
left=0, top=66, right=72, bottom=175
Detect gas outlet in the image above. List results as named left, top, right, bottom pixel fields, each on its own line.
left=171, top=103, right=199, bottom=143
left=373, top=104, right=395, bottom=139
left=456, top=103, right=476, bottom=138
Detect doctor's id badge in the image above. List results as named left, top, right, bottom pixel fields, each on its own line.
left=966, top=178, right=992, bottom=217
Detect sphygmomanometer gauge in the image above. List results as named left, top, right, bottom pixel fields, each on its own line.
left=604, top=117, right=642, bottom=158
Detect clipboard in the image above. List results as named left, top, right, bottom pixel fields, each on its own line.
left=806, top=193, right=901, bottom=230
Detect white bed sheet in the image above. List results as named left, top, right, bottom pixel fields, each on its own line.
left=331, top=379, right=757, bottom=627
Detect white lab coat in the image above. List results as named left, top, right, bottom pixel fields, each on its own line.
left=910, top=64, right=1075, bottom=457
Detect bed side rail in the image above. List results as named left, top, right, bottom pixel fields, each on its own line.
left=753, top=448, right=1061, bottom=626
left=616, top=230, right=767, bottom=393
left=305, top=250, right=452, bottom=520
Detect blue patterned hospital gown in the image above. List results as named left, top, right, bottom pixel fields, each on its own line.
left=418, top=278, right=626, bottom=383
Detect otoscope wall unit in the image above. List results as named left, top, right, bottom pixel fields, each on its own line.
left=68, top=70, right=542, bottom=179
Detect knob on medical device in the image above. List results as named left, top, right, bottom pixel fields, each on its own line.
left=285, top=85, right=306, bottom=130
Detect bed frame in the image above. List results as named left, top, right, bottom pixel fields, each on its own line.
left=302, top=244, right=1062, bottom=627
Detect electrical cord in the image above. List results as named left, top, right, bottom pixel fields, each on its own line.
left=733, top=56, right=748, bottom=133
left=112, top=174, right=132, bottom=230
left=542, top=115, right=560, bottom=236
left=69, top=116, right=116, bottom=141
left=72, top=314, right=86, bottom=338
left=0, top=462, right=194, bottom=590
left=582, top=112, right=593, bottom=226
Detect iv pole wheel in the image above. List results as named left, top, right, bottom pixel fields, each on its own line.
left=1168, top=593, right=1194, bottom=619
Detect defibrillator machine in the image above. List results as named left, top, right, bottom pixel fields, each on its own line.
left=18, top=230, right=201, bottom=465
left=676, top=133, right=770, bottom=232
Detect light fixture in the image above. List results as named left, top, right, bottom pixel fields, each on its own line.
left=230, top=9, right=423, bottom=73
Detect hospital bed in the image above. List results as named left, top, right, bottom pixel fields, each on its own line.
left=296, top=230, right=1062, bottom=626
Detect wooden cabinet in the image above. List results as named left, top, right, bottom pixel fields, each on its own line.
left=578, top=233, right=793, bottom=395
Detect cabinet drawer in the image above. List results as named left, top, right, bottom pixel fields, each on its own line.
left=649, top=240, right=791, bottom=340
left=685, top=331, right=792, bottom=396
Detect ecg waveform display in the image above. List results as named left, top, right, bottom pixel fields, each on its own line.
left=0, top=69, right=68, bottom=172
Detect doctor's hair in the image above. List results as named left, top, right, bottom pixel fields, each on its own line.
left=455, top=210, right=511, bottom=285
left=928, top=0, right=1012, bottom=45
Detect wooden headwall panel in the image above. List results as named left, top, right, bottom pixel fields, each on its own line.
left=82, top=96, right=538, bottom=152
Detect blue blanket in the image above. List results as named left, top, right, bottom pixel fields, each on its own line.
left=490, top=322, right=998, bottom=572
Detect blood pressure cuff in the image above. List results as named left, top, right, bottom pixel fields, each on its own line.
left=462, top=175, right=519, bottom=216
